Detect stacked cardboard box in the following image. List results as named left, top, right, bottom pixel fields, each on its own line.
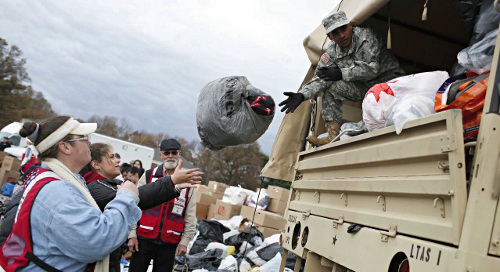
left=196, top=181, right=231, bottom=221
left=207, top=181, right=228, bottom=200
left=213, top=199, right=242, bottom=220
left=0, top=156, right=21, bottom=189
left=195, top=185, right=218, bottom=222
left=207, top=203, right=217, bottom=219
left=266, top=185, right=290, bottom=215
left=2, top=157, right=21, bottom=173
left=0, top=152, right=8, bottom=166
left=240, top=205, right=256, bottom=220
left=240, top=205, right=285, bottom=238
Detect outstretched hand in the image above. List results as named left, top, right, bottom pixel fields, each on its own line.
left=278, top=92, right=305, bottom=113
left=171, top=160, right=203, bottom=187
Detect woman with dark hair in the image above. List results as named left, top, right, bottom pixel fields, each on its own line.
left=0, top=116, right=202, bottom=272
left=133, top=159, right=145, bottom=176
left=81, top=143, right=201, bottom=272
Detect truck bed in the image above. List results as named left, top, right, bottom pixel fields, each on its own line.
left=283, top=109, right=468, bottom=259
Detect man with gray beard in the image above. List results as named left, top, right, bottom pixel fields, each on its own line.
left=128, top=138, right=197, bottom=272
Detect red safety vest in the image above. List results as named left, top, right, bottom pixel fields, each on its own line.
left=137, top=166, right=189, bottom=244
left=0, top=168, right=62, bottom=272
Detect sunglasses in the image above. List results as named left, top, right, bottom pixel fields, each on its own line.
left=65, top=136, right=89, bottom=142
left=161, top=150, right=179, bottom=156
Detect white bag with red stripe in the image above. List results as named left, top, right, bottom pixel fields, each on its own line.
left=362, top=71, right=449, bottom=133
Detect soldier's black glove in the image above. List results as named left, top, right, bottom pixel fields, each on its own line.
left=279, top=92, right=305, bottom=113
left=316, top=67, right=343, bottom=81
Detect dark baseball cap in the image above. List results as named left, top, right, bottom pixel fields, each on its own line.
left=160, top=138, right=181, bottom=151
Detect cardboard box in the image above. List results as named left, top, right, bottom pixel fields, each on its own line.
left=196, top=185, right=212, bottom=194
left=212, top=192, right=224, bottom=200
left=267, top=186, right=290, bottom=201
left=1, top=156, right=21, bottom=172
left=196, top=192, right=217, bottom=205
left=240, top=205, right=258, bottom=220
left=257, top=225, right=282, bottom=238
left=207, top=204, right=217, bottom=219
left=196, top=203, right=210, bottom=222
left=214, top=199, right=242, bottom=220
left=208, top=181, right=229, bottom=194
left=252, top=210, right=286, bottom=229
left=0, top=169, right=20, bottom=189
left=0, top=152, right=8, bottom=166
left=196, top=185, right=224, bottom=200
left=267, top=199, right=287, bottom=215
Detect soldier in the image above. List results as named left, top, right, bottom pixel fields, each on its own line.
left=279, top=11, right=404, bottom=146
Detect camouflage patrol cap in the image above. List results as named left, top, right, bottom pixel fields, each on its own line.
left=322, top=11, right=350, bottom=34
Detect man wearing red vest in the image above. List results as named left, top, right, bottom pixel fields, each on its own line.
left=128, top=138, right=196, bottom=272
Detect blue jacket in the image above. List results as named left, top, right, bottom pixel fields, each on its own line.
left=22, top=172, right=141, bottom=271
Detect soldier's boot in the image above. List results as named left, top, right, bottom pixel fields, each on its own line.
left=306, top=122, right=341, bottom=147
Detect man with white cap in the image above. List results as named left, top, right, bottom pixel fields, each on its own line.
left=280, top=11, right=404, bottom=146
left=0, top=116, right=140, bottom=271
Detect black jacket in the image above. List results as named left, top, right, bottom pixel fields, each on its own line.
left=83, top=174, right=180, bottom=211
left=83, top=172, right=181, bottom=272
left=0, top=189, right=24, bottom=245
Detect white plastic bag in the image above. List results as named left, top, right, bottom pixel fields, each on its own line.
left=246, top=188, right=270, bottom=210
left=218, top=255, right=238, bottom=271
left=362, top=84, right=396, bottom=132
left=458, top=30, right=497, bottom=74
left=386, top=93, right=436, bottom=134
left=262, top=234, right=281, bottom=246
left=217, top=215, right=244, bottom=231
left=246, top=249, right=267, bottom=266
left=239, top=259, right=252, bottom=272
left=363, top=71, right=449, bottom=132
left=223, top=229, right=240, bottom=242
left=223, top=186, right=249, bottom=205
left=205, top=242, right=228, bottom=258
left=251, top=253, right=281, bottom=271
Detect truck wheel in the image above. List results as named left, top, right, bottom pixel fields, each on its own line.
left=388, top=252, right=409, bottom=272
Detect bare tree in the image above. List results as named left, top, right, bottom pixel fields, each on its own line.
left=195, top=143, right=264, bottom=190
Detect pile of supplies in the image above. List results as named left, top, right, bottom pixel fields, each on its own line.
left=184, top=182, right=293, bottom=271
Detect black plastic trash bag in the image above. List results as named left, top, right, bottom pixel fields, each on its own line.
left=173, top=249, right=224, bottom=271
left=256, top=242, right=283, bottom=261
left=224, top=228, right=264, bottom=249
left=189, top=220, right=230, bottom=255
left=256, top=242, right=299, bottom=270
left=196, top=76, right=275, bottom=150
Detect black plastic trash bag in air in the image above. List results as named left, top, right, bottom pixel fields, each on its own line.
left=196, top=76, right=275, bottom=150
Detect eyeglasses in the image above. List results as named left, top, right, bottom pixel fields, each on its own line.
left=161, top=150, right=179, bottom=156
left=65, top=136, right=89, bottom=142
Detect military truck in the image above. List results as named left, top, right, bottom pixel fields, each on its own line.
left=261, top=0, right=500, bottom=271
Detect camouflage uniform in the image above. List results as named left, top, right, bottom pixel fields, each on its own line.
left=300, top=27, right=405, bottom=123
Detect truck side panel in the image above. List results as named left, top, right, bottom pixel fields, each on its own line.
left=286, top=110, right=467, bottom=247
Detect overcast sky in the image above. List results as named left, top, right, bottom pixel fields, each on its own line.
left=0, top=0, right=336, bottom=154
